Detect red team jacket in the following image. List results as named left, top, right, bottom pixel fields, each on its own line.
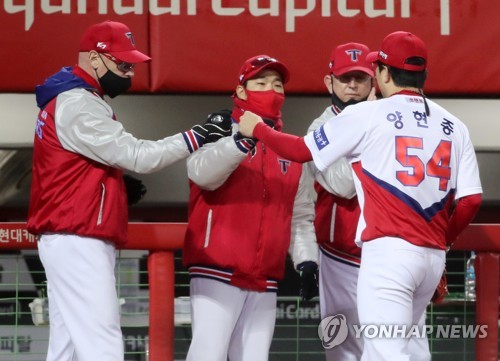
left=28, top=66, right=195, bottom=245
left=28, top=68, right=128, bottom=245
left=314, top=185, right=361, bottom=265
left=184, top=137, right=302, bottom=292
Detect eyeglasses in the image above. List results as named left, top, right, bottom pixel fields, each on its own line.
left=335, top=72, right=371, bottom=84
left=239, top=57, right=278, bottom=83
left=100, top=53, right=135, bottom=73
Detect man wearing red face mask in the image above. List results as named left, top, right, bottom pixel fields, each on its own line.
left=183, top=55, right=318, bottom=361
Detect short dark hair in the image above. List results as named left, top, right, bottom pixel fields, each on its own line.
left=377, top=57, right=427, bottom=88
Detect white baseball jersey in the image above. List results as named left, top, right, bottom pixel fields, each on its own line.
left=304, top=93, right=482, bottom=250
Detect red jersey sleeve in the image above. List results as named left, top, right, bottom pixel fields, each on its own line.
left=253, top=122, right=312, bottom=163
left=446, top=193, right=482, bottom=245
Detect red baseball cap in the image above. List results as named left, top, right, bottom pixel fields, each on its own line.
left=79, top=20, right=151, bottom=63
left=238, top=55, right=290, bottom=84
left=329, top=42, right=374, bottom=77
left=366, top=31, right=427, bottom=71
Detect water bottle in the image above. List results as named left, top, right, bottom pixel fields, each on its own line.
left=465, top=251, right=476, bottom=301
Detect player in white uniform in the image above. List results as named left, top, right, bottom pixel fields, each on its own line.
left=303, top=42, right=432, bottom=361
left=238, top=31, right=482, bottom=360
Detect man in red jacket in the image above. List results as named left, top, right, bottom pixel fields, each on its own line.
left=183, top=55, right=318, bottom=361
left=28, top=20, right=230, bottom=361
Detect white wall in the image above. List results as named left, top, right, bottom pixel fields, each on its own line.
left=2, top=94, right=500, bottom=150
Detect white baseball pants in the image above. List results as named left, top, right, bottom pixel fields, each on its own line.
left=357, top=237, right=445, bottom=361
left=186, top=278, right=277, bottom=361
left=320, top=252, right=431, bottom=361
left=319, top=252, right=362, bottom=361
left=38, top=234, right=124, bottom=361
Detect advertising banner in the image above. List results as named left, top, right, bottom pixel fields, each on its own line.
left=1, top=1, right=498, bottom=95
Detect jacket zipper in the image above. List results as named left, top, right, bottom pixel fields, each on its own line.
left=97, top=183, right=105, bottom=225
left=255, top=143, right=267, bottom=274
left=204, top=209, right=213, bottom=248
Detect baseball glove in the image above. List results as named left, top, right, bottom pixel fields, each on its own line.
left=431, top=269, right=449, bottom=304
left=123, top=174, right=147, bottom=205
left=297, top=261, right=319, bottom=301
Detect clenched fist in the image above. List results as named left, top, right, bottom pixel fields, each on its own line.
left=238, top=111, right=263, bottom=138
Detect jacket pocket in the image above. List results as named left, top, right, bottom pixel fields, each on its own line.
left=204, top=209, right=213, bottom=248
left=97, top=183, right=106, bottom=226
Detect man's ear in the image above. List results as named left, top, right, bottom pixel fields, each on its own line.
left=381, top=67, right=391, bottom=84
left=89, top=50, right=100, bottom=70
left=324, top=74, right=333, bottom=94
left=235, top=84, right=247, bottom=100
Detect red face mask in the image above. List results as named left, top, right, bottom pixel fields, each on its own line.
left=237, top=89, right=285, bottom=121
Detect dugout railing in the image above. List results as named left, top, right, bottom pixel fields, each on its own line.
left=0, top=222, right=499, bottom=361
left=451, top=224, right=500, bottom=361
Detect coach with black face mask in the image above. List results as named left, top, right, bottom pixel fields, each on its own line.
left=28, top=20, right=232, bottom=361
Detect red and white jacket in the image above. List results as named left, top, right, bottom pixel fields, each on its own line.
left=28, top=66, right=193, bottom=245
left=300, top=106, right=362, bottom=266
left=183, top=122, right=318, bottom=292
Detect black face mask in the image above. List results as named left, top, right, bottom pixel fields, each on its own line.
left=96, top=54, right=132, bottom=98
left=331, top=91, right=364, bottom=111
left=98, top=70, right=131, bottom=98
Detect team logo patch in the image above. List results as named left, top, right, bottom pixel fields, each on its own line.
left=35, top=118, right=45, bottom=140
left=313, top=126, right=330, bottom=150
left=346, top=49, right=362, bottom=62
left=278, top=159, right=291, bottom=174
left=125, top=32, right=135, bottom=46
